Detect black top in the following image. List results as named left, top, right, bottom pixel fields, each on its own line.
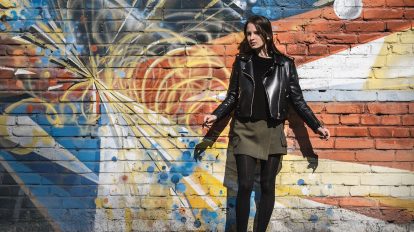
left=250, top=53, right=273, bottom=121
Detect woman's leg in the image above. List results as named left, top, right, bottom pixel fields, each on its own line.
left=235, top=154, right=257, bottom=232
left=256, top=154, right=282, bottom=232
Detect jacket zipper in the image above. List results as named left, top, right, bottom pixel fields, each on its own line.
left=242, top=60, right=255, bottom=117
left=261, top=65, right=274, bottom=118
left=277, top=77, right=282, bottom=119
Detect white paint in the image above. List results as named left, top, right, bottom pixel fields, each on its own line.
left=297, top=35, right=414, bottom=101
left=0, top=66, right=14, bottom=71
left=2, top=116, right=98, bottom=183
left=333, top=0, right=363, bottom=20
left=313, top=0, right=335, bottom=7
left=12, top=36, right=31, bottom=44
left=47, top=84, right=63, bottom=90
left=15, top=69, right=35, bottom=75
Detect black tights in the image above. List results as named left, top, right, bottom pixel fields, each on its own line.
left=235, top=154, right=282, bottom=232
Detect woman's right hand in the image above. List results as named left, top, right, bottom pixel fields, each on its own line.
left=202, top=115, right=217, bottom=128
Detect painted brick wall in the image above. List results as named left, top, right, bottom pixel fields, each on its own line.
left=0, top=0, right=413, bottom=231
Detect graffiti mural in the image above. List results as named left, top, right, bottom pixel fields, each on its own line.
left=0, top=0, right=413, bottom=231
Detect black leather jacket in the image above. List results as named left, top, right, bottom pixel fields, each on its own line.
left=212, top=53, right=322, bottom=132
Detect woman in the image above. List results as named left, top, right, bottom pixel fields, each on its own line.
left=202, top=15, right=330, bottom=231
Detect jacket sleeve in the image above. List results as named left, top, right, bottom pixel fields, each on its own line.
left=212, top=56, right=240, bottom=121
left=288, top=59, right=322, bottom=132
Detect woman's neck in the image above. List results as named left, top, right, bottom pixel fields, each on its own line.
left=255, top=49, right=270, bottom=58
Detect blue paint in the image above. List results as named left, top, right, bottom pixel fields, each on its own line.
left=0, top=23, right=6, bottom=31
left=251, top=7, right=283, bottom=19
left=117, top=70, right=126, bottom=78
left=66, top=35, right=75, bottom=43
left=201, top=209, right=219, bottom=224
left=31, top=0, right=47, bottom=7
left=111, top=156, right=117, bottom=162
left=171, top=174, right=180, bottom=184
left=297, top=179, right=305, bottom=185
left=180, top=217, right=187, bottom=223
left=29, top=186, right=50, bottom=196
left=176, top=183, right=186, bottom=193
left=327, top=184, right=332, bottom=189
left=309, top=214, right=318, bottom=223
left=35, top=47, right=43, bottom=55
left=188, top=141, right=196, bottom=148
left=194, top=219, right=201, bottom=228
left=169, top=150, right=197, bottom=177
left=248, top=0, right=322, bottom=20
left=159, top=172, right=168, bottom=183
left=326, top=208, right=334, bottom=216
left=51, top=126, right=87, bottom=136
left=147, top=166, right=155, bottom=173
left=182, top=150, right=192, bottom=160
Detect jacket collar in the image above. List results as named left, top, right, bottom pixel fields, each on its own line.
left=239, top=52, right=285, bottom=66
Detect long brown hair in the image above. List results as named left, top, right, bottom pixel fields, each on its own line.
left=239, top=15, right=282, bottom=56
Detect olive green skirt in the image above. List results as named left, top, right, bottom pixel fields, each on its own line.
left=229, top=118, right=287, bottom=160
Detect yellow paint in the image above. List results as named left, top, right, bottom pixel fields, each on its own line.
left=370, top=196, right=414, bottom=214
left=365, top=29, right=414, bottom=90
left=125, top=208, right=132, bottom=232
left=0, top=0, right=17, bottom=8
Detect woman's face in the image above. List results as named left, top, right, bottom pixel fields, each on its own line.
left=246, top=22, right=265, bottom=51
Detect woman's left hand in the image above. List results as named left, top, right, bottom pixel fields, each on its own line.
left=316, top=127, right=330, bottom=140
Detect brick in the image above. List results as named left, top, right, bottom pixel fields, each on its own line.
left=410, top=103, right=414, bottom=114
left=361, top=115, right=381, bottom=125
left=380, top=115, right=401, bottom=125
left=277, top=33, right=297, bottom=44
left=304, top=21, right=343, bottom=32
left=286, top=44, right=307, bottom=55
left=318, top=33, right=359, bottom=44
left=328, top=44, right=351, bottom=54
left=309, top=138, right=335, bottom=149
left=224, top=45, right=239, bottom=56
left=340, top=114, right=360, bottom=125
left=369, top=127, right=410, bottom=137
left=359, top=32, right=392, bottom=43
left=385, top=20, right=412, bottom=31
left=149, top=185, right=169, bottom=197
left=317, top=150, right=356, bottom=161
left=321, top=174, right=360, bottom=185
left=355, top=149, right=395, bottom=161
left=308, top=44, right=328, bottom=55
left=364, top=0, right=386, bottom=6
left=361, top=174, right=402, bottom=185
left=386, top=0, right=414, bottom=6
left=367, top=103, right=408, bottom=114
left=395, top=150, right=414, bottom=162
left=335, top=138, right=374, bottom=149
left=141, top=197, right=171, bottom=209
left=375, top=139, right=414, bottom=149
left=363, top=8, right=404, bottom=19
left=389, top=186, right=411, bottom=197
left=321, top=8, right=339, bottom=20
left=350, top=186, right=371, bottom=196
left=389, top=161, right=412, bottom=170
left=339, top=197, right=378, bottom=207
left=318, top=114, right=340, bottom=125
left=405, top=8, right=414, bottom=19
left=308, top=103, right=325, bottom=113
left=402, top=115, right=414, bottom=125
left=345, top=21, right=385, bottom=32
left=335, top=127, right=368, bottom=137
left=326, top=103, right=364, bottom=114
